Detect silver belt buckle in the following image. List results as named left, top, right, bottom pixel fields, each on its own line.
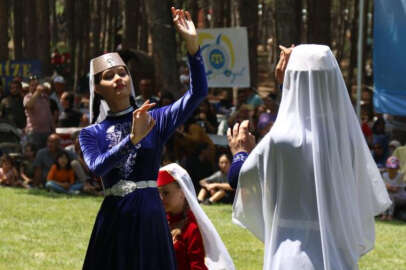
left=104, top=180, right=157, bottom=197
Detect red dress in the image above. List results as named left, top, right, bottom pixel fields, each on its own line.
left=168, top=210, right=208, bottom=270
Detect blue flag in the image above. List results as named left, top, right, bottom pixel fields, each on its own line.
left=373, top=0, right=406, bottom=116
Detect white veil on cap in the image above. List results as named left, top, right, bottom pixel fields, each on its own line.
left=159, top=163, right=235, bottom=270
left=232, top=45, right=391, bottom=270
left=89, top=52, right=137, bottom=124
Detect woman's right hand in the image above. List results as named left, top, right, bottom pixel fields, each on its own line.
left=227, top=120, right=256, bottom=156
left=130, top=100, right=156, bottom=145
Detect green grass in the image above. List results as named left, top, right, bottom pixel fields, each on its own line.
left=0, top=187, right=405, bottom=270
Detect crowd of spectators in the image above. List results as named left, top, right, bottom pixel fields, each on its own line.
left=0, top=66, right=405, bottom=220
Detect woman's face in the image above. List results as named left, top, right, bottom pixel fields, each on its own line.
left=95, top=66, right=131, bottom=103
left=2, top=160, right=11, bottom=171
left=218, top=155, right=231, bottom=174
left=158, top=181, right=185, bottom=215
left=24, top=146, right=35, bottom=159
left=58, top=154, right=69, bottom=168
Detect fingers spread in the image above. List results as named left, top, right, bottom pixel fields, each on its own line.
left=232, top=122, right=240, bottom=138
left=227, top=127, right=232, bottom=141
left=240, top=120, right=250, bottom=132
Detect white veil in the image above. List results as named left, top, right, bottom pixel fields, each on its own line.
left=89, top=53, right=137, bottom=124
left=232, top=45, right=391, bottom=270
left=160, top=163, right=235, bottom=270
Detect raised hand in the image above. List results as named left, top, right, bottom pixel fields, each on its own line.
left=171, top=7, right=199, bottom=56
left=130, top=100, right=156, bottom=145
left=227, top=120, right=256, bottom=156
left=275, top=45, right=295, bottom=85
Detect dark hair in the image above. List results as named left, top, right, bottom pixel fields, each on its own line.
left=24, top=143, right=37, bottom=155
left=0, top=154, right=13, bottom=166
left=63, top=92, right=75, bottom=108
left=10, top=79, right=22, bottom=89
left=54, top=151, right=72, bottom=170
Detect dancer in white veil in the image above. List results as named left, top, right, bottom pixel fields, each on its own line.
left=227, top=44, right=391, bottom=270
left=157, top=163, right=235, bottom=270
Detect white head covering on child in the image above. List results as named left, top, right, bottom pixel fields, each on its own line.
left=159, top=163, right=235, bottom=270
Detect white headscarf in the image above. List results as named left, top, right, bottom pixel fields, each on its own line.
left=159, top=163, right=235, bottom=270
left=89, top=53, right=137, bottom=124
left=232, top=45, right=391, bottom=270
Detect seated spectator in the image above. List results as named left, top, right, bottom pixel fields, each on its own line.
left=45, top=151, right=83, bottom=194
left=242, top=88, right=264, bottom=109
left=388, top=140, right=401, bottom=156
left=33, top=133, right=76, bottom=187
left=372, top=117, right=389, bottom=155
left=70, top=135, right=102, bottom=195
left=197, top=153, right=233, bottom=205
left=183, top=142, right=214, bottom=193
left=361, top=112, right=373, bottom=147
left=157, top=163, right=234, bottom=270
left=0, top=154, right=27, bottom=188
left=134, top=78, right=159, bottom=107
left=57, top=91, right=82, bottom=127
left=0, top=79, right=26, bottom=129
left=159, top=91, right=175, bottom=107
left=19, top=143, right=37, bottom=186
left=393, top=144, right=406, bottom=182
left=194, top=100, right=218, bottom=134
left=381, top=156, right=406, bottom=221
left=372, top=142, right=387, bottom=170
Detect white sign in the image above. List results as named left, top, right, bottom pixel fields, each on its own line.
left=198, top=27, right=250, bottom=87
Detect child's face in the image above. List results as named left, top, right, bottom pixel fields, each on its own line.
left=2, top=161, right=11, bottom=171
left=24, top=146, right=34, bottom=159
left=387, top=167, right=399, bottom=174
left=218, top=155, right=231, bottom=174
left=57, top=155, right=69, bottom=168
left=158, top=182, right=185, bottom=215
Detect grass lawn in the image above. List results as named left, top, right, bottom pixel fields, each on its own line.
left=0, top=187, right=405, bottom=270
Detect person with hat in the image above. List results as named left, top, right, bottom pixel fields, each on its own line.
left=157, top=163, right=235, bottom=270
left=227, top=45, right=391, bottom=269
left=79, top=8, right=208, bottom=270
left=381, top=156, right=406, bottom=221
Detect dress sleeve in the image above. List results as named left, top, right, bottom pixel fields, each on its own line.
left=185, top=223, right=208, bottom=270
left=228, top=152, right=249, bottom=189
left=153, top=50, right=208, bottom=141
left=79, top=127, right=139, bottom=177
left=47, top=165, right=56, bottom=181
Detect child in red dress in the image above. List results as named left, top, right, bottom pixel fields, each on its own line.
left=157, top=163, right=235, bottom=270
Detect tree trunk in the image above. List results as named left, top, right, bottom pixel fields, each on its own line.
left=36, top=0, right=51, bottom=75
left=139, top=0, right=149, bottom=52
left=23, top=0, right=37, bottom=60
left=348, top=0, right=359, bottom=96
left=144, top=0, right=180, bottom=95
left=275, top=0, right=301, bottom=47
left=78, top=0, right=90, bottom=76
left=0, top=0, right=9, bottom=61
left=212, top=0, right=224, bottom=27
left=239, top=0, right=259, bottom=87
left=307, top=0, right=331, bottom=46
left=65, top=0, right=76, bottom=78
left=92, top=0, right=102, bottom=56
left=50, top=0, right=58, bottom=48
left=124, top=0, right=140, bottom=50
left=13, top=0, right=23, bottom=60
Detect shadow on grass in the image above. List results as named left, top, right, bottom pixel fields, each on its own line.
left=12, top=187, right=103, bottom=201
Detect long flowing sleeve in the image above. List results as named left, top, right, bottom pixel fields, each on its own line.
left=152, top=50, right=208, bottom=141
left=79, top=127, right=139, bottom=177
left=227, top=152, right=249, bottom=189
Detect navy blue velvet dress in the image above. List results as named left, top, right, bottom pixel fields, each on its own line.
left=79, top=51, right=207, bottom=270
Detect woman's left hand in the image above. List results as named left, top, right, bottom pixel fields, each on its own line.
left=171, top=7, right=199, bottom=56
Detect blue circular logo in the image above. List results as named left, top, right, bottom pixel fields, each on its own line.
left=209, top=49, right=225, bottom=70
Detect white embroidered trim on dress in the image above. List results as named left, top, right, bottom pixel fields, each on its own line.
left=104, top=180, right=157, bottom=197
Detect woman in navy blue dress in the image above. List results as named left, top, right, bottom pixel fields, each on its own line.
left=79, top=8, right=207, bottom=269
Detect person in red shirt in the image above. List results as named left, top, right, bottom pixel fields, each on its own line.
left=157, top=163, right=235, bottom=270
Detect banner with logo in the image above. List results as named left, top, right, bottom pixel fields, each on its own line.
left=0, top=60, right=42, bottom=94
left=198, top=27, right=250, bottom=87
left=373, top=0, right=406, bottom=116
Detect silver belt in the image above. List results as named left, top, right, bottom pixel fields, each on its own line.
left=104, top=180, right=157, bottom=197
